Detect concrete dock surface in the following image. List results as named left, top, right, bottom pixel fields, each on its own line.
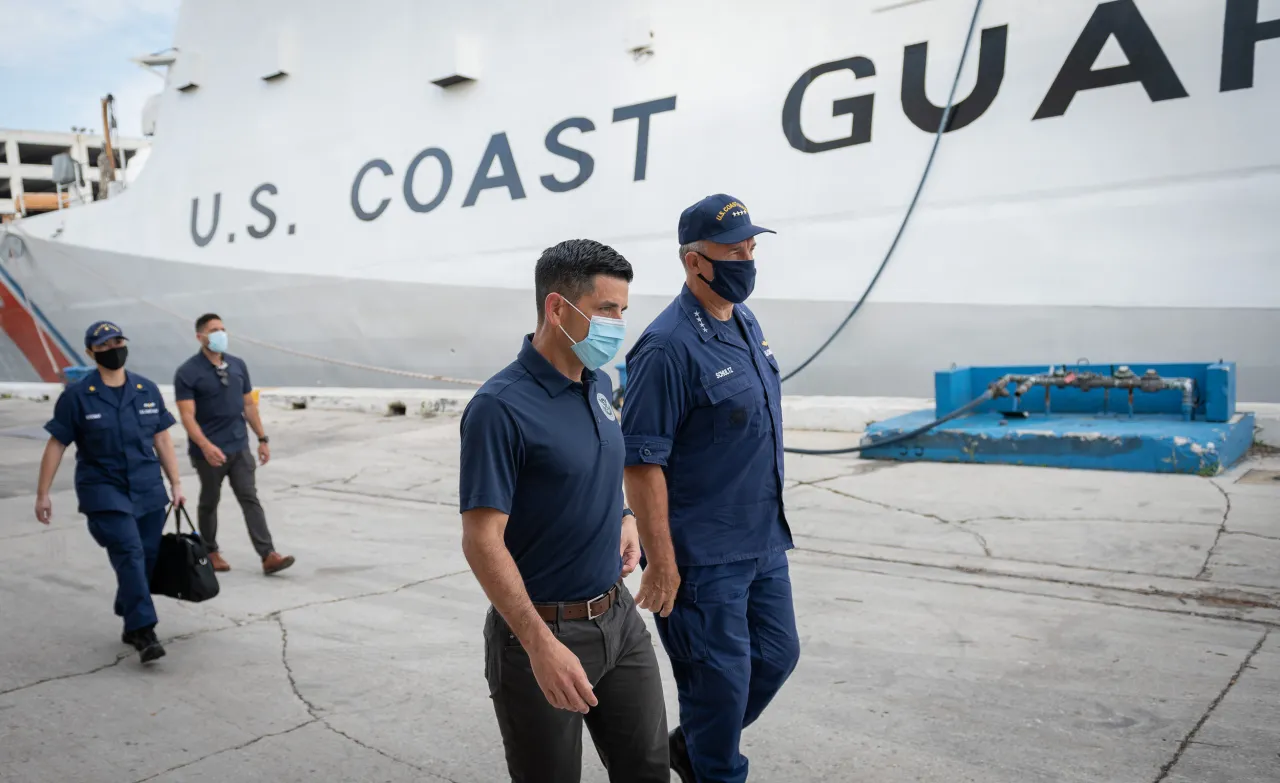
left=1, top=393, right=1277, bottom=783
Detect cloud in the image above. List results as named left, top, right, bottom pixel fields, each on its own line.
left=0, top=0, right=180, bottom=68
left=0, top=0, right=178, bottom=135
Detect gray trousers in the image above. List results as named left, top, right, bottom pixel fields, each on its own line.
left=191, top=449, right=274, bottom=559
left=483, top=580, right=669, bottom=783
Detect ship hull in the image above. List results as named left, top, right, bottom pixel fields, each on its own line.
left=9, top=235, right=1278, bottom=401
left=3, top=0, right=1279, bottom=399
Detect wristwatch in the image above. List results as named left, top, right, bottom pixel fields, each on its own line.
left=257, top=435, right=269, bottom=444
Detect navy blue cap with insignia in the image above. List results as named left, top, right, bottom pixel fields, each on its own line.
left=678, top=193, right=776, bottom=246
left=84, top=320, right=127, bottom=348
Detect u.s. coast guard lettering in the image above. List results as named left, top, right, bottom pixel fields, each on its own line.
left=782, top=0, right=1277, bottom=152
left=188, top=0, right=1279, bottom=246
left=349, top=96, right=678, bottom=222
left=190, top=183, right=297, bottom=248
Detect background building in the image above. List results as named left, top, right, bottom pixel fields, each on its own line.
left=0, top=129, right=148, bottom=222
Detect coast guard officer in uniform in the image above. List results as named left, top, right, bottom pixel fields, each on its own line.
left=34, top=321, right=186, bottom=664
left=459, top=239, right=668, bottom=782
left=622, top=195, right=800, bottom=782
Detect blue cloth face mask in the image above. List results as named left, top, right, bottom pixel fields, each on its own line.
left=559, top=298, right=626, bottom=371
left=206, top=330, right=228, bottom=353
left=696, top=253, right=756, bottom=304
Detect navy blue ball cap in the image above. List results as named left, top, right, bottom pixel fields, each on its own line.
left=678, top=193, right=776, bottom=246
left=84, top=320, right=127, bottom=348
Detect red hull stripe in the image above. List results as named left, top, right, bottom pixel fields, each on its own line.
left=0, top=279, right=73, bottom=382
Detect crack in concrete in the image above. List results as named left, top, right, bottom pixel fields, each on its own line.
left=1224, top=530, right=1280, bottom=543
left=793, top=546, right=1280, bottom=616
left=169, top=601, right=249, bottom=629
left=277, top=615, right=324, bottom=717
left=277, top=616, right=461, bottom=782
left=0, top=649, right=132, bottom=698
left=0, top=569, right=469, bottom=699
left=1195, top=483, right=1232, bottom=580
left=956, top=515, right=1224, bottom=529
left=302, top=484, right=458, bottom=508
left=798, top=550, right=1280, bottom=629
left=808, top=483, right=993, bottom=556
left=282, top=475, right=349, bottom=491
left=806, top=483, right=955, bottom=524
left=406, top=451, right=458, bottom=470
left=130, top=718, right=320, bottom=782
left=792, top=531, right=1280, bottom=593
left=1152, top=629, right=1270, bottom=783
left=320, top=722, right=460, bottom=783
left=248, top=568, right=472, bottom=620
left=965, top=526, right=992, bottom=558
left=791, top=462, right=900, bottom=487
left=1185, top=739, right=1234, bottom=749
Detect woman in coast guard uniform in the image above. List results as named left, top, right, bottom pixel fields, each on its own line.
left=34, top=321, right=187, bottom=663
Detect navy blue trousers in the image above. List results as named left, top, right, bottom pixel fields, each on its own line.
left=654, top=550, right=801, bottom=783
left=86, top=508, right=167, bottom=633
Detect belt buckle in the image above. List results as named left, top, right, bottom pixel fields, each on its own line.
left=586, top=588, right=610, bottom=620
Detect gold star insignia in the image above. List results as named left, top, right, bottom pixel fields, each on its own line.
left=88, top=385, right=96, bottom=391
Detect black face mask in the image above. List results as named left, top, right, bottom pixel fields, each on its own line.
left=696, top=252, right=757, bottom=304
left=93, top=345, right=128, bottom=370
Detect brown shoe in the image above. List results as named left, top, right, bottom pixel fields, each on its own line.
left=262, top=552, right=295, bottom=575
left=208, top=551, right=231, bottom=572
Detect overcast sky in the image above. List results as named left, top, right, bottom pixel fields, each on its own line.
left=0, top=0, right=180, bottom=138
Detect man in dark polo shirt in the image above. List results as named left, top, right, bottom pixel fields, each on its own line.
left=175, top=313, right=294, bottom=575
left=459, top=239, right=667, bottom=783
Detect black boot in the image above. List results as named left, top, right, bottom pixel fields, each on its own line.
left=670, top=727, right=696, bottom=782
left=123, top=626, right=166, bottom=663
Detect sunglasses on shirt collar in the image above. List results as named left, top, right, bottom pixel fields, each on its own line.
left=215, top=365, right=229, bottom=387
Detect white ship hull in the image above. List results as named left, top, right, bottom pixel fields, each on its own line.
left=3, top=0, right=1278, bottom=399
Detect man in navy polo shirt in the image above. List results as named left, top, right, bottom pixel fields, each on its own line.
left=175, top=313, right=293, bottom=575
left=621, top=194, right=800, bottom=783
left=459, top=239, right=668, bottom=782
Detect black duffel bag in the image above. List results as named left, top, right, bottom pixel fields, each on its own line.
left=150, top=503, right=220, bottom=602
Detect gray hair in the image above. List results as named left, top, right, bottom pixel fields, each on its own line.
left=678, top=240, right=704, bottom=264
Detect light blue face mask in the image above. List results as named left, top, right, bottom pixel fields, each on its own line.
left=559, top=297, right=625, bottom=371
left=206, top=329, right=228, bottom=353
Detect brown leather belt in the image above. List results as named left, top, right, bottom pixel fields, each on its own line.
left=534, top=583, right=619, bottom=622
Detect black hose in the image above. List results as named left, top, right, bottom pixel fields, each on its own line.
left=780, top=0, right=987, bottom=456
left=783, top=389, right=994, bottom=456
left=780, top=0, right=986, bottom=385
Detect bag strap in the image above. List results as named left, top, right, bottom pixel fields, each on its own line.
left=177, top=503, right=197, bottom=534
left=168, top=502, right=197, bottom=534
